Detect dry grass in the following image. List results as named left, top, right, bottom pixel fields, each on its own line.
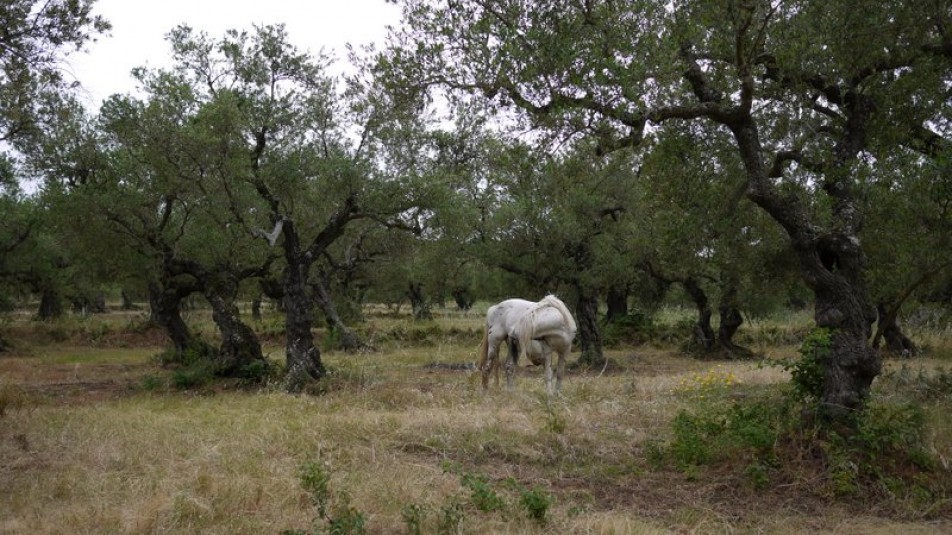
left=1, top=307, right=951, bottom=534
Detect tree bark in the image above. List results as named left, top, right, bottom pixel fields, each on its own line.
left=874, top=303, right=918, bottom=358
left=148, top=280, right=201, bottom=353
left=280, top=220, right=325, bottom=391
left=251, top=295, right=262, bottom=322
left=36, top=287, right=63, bottom=321
left=120, top=290, right=138, bottom=310
left=574, top=287, right=604, bottom=367
left=203, top=273, right=266, bottom=376
left=717, top=304, right=747, bottom=351
left=451, top=285, right=474, bottom=311
left=682, top=278, right=716, bottom=352
left=716, top=281, right=752, bottom=357
left=733, top=116, right=880, bottom=421
left=408, top=282, right=433, bottom=320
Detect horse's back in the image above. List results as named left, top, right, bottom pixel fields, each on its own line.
left=486, top=299, right=535, bottom=326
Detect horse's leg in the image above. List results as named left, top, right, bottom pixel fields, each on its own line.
left=505, top=336, right=519, bottom=390
left=495, top=337, right=507, bottom=387
left=556, top=346, right=567, bottom=395
left=483, top=337, right=500, bottom=389
left=544, top=343, right=555, bottom=396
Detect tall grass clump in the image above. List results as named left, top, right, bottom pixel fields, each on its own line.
left=651, top=327, right=952, bottom=514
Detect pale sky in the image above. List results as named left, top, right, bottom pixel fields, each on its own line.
left=67, top=0, right=402, bottom=106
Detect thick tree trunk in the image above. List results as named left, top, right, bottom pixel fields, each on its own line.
left=204, top=274, right=266, bottom=376
left=71, top=294, right=107, bottom=315
left=120, top=290, right=137, bottom=310
left=733, top=115, right=881, bottom=421
left=148, top=280, right=200, bottom=354
left=408, top=282, right=432, bottom=320
left=605, top=286, right=628, bottom=324
left=875, top=303, right=918, bottom=358
left=251, top=295, right=262, bottom=322
left=716, top=281, right=752, bottom=357
left=280, top=221, right=325, bottom=391
left=574, top=287, right=604, bottom=367
left=717, top=305, right=747, bottom=351
left=36, top=287, right=63, bottom=320
left=682, top=278, right=716, bottom=352
left=451, top=285, right=474, bottom=311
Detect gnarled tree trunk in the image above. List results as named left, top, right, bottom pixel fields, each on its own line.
left=574, top=286, right=604, bottom=367
left=733, top=113, right=881, bottom=421
left=36, top=287, right=63, bottom=321
left=281, top=221, right=325, bottom=391
left=408, top=282, right=432, bottom=320
left=874, top=303, right=918, bottom=358
left=716, top=281, right=752, bottom=357
left=682, top=278, right=716, bottom=352
left=148, top=278, right=202, bottom=354
left=203, top=273, right=266, bottom=376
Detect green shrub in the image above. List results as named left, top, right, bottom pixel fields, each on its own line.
left=519, top=486, right=552, bottom=524
left=436, top=500, right=464, bottom=535
left=460, top=472, right=506, bottom=512
left=401, top=503, right=427, bottom=535
left=289, top=460, right=366, bottom=535
left=783, top=327, right=830, bottom=403
left=239, top=359, right=274, bottom=384
left=171, top=361, right=215, bottom=390
left=155, top=338, right=217, bottom=367
left=603, top=311, right=655, bottom=346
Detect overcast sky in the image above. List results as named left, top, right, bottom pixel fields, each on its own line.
left=67, top=0, right=402, bottom=106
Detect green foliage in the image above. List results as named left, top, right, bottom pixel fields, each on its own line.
left=460, top=472, right=506, bottom=512
left=138, top=375, right=163, bottom=392
left=400, top=503, right=427, bottom=535
left=436, top=501, right=465, bottom=535
left=518, top=485, right=552, bottom=524
left=602, top=311, right=656, bottom=346
left=238, top=359, right=275, bottom=384
left=170, top=360, right=216, bottom=390
left=541, top=401, right=566, bottom=434
left=300, top=461, right=332, bottom=519
left=656, top=386, right=947, bottom=509
left=438, top=462, right=557, bottom=524
left=289, top=460, right=366, bottom=535
left=326, top=493, right=366, bottom=535
left=782, top=327, right=831, bottom=403
left=154, top=339, right=217, bottom=368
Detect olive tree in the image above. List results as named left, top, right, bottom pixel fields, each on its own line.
left=163, top=25, right=436, bottom=389
left=387, top=0, right=952, bottom=420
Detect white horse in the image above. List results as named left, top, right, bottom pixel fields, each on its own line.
left=478, top=295, right=577, bottom=395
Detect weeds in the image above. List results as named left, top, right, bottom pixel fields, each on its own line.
left=655, top=367, right=950, bottom=515
left=430, top=462, right=556, bottom=526
left=285, top=460, right=366, bottom=535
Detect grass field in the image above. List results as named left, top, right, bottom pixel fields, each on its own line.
left=1, top=305, right=951, bottom=534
